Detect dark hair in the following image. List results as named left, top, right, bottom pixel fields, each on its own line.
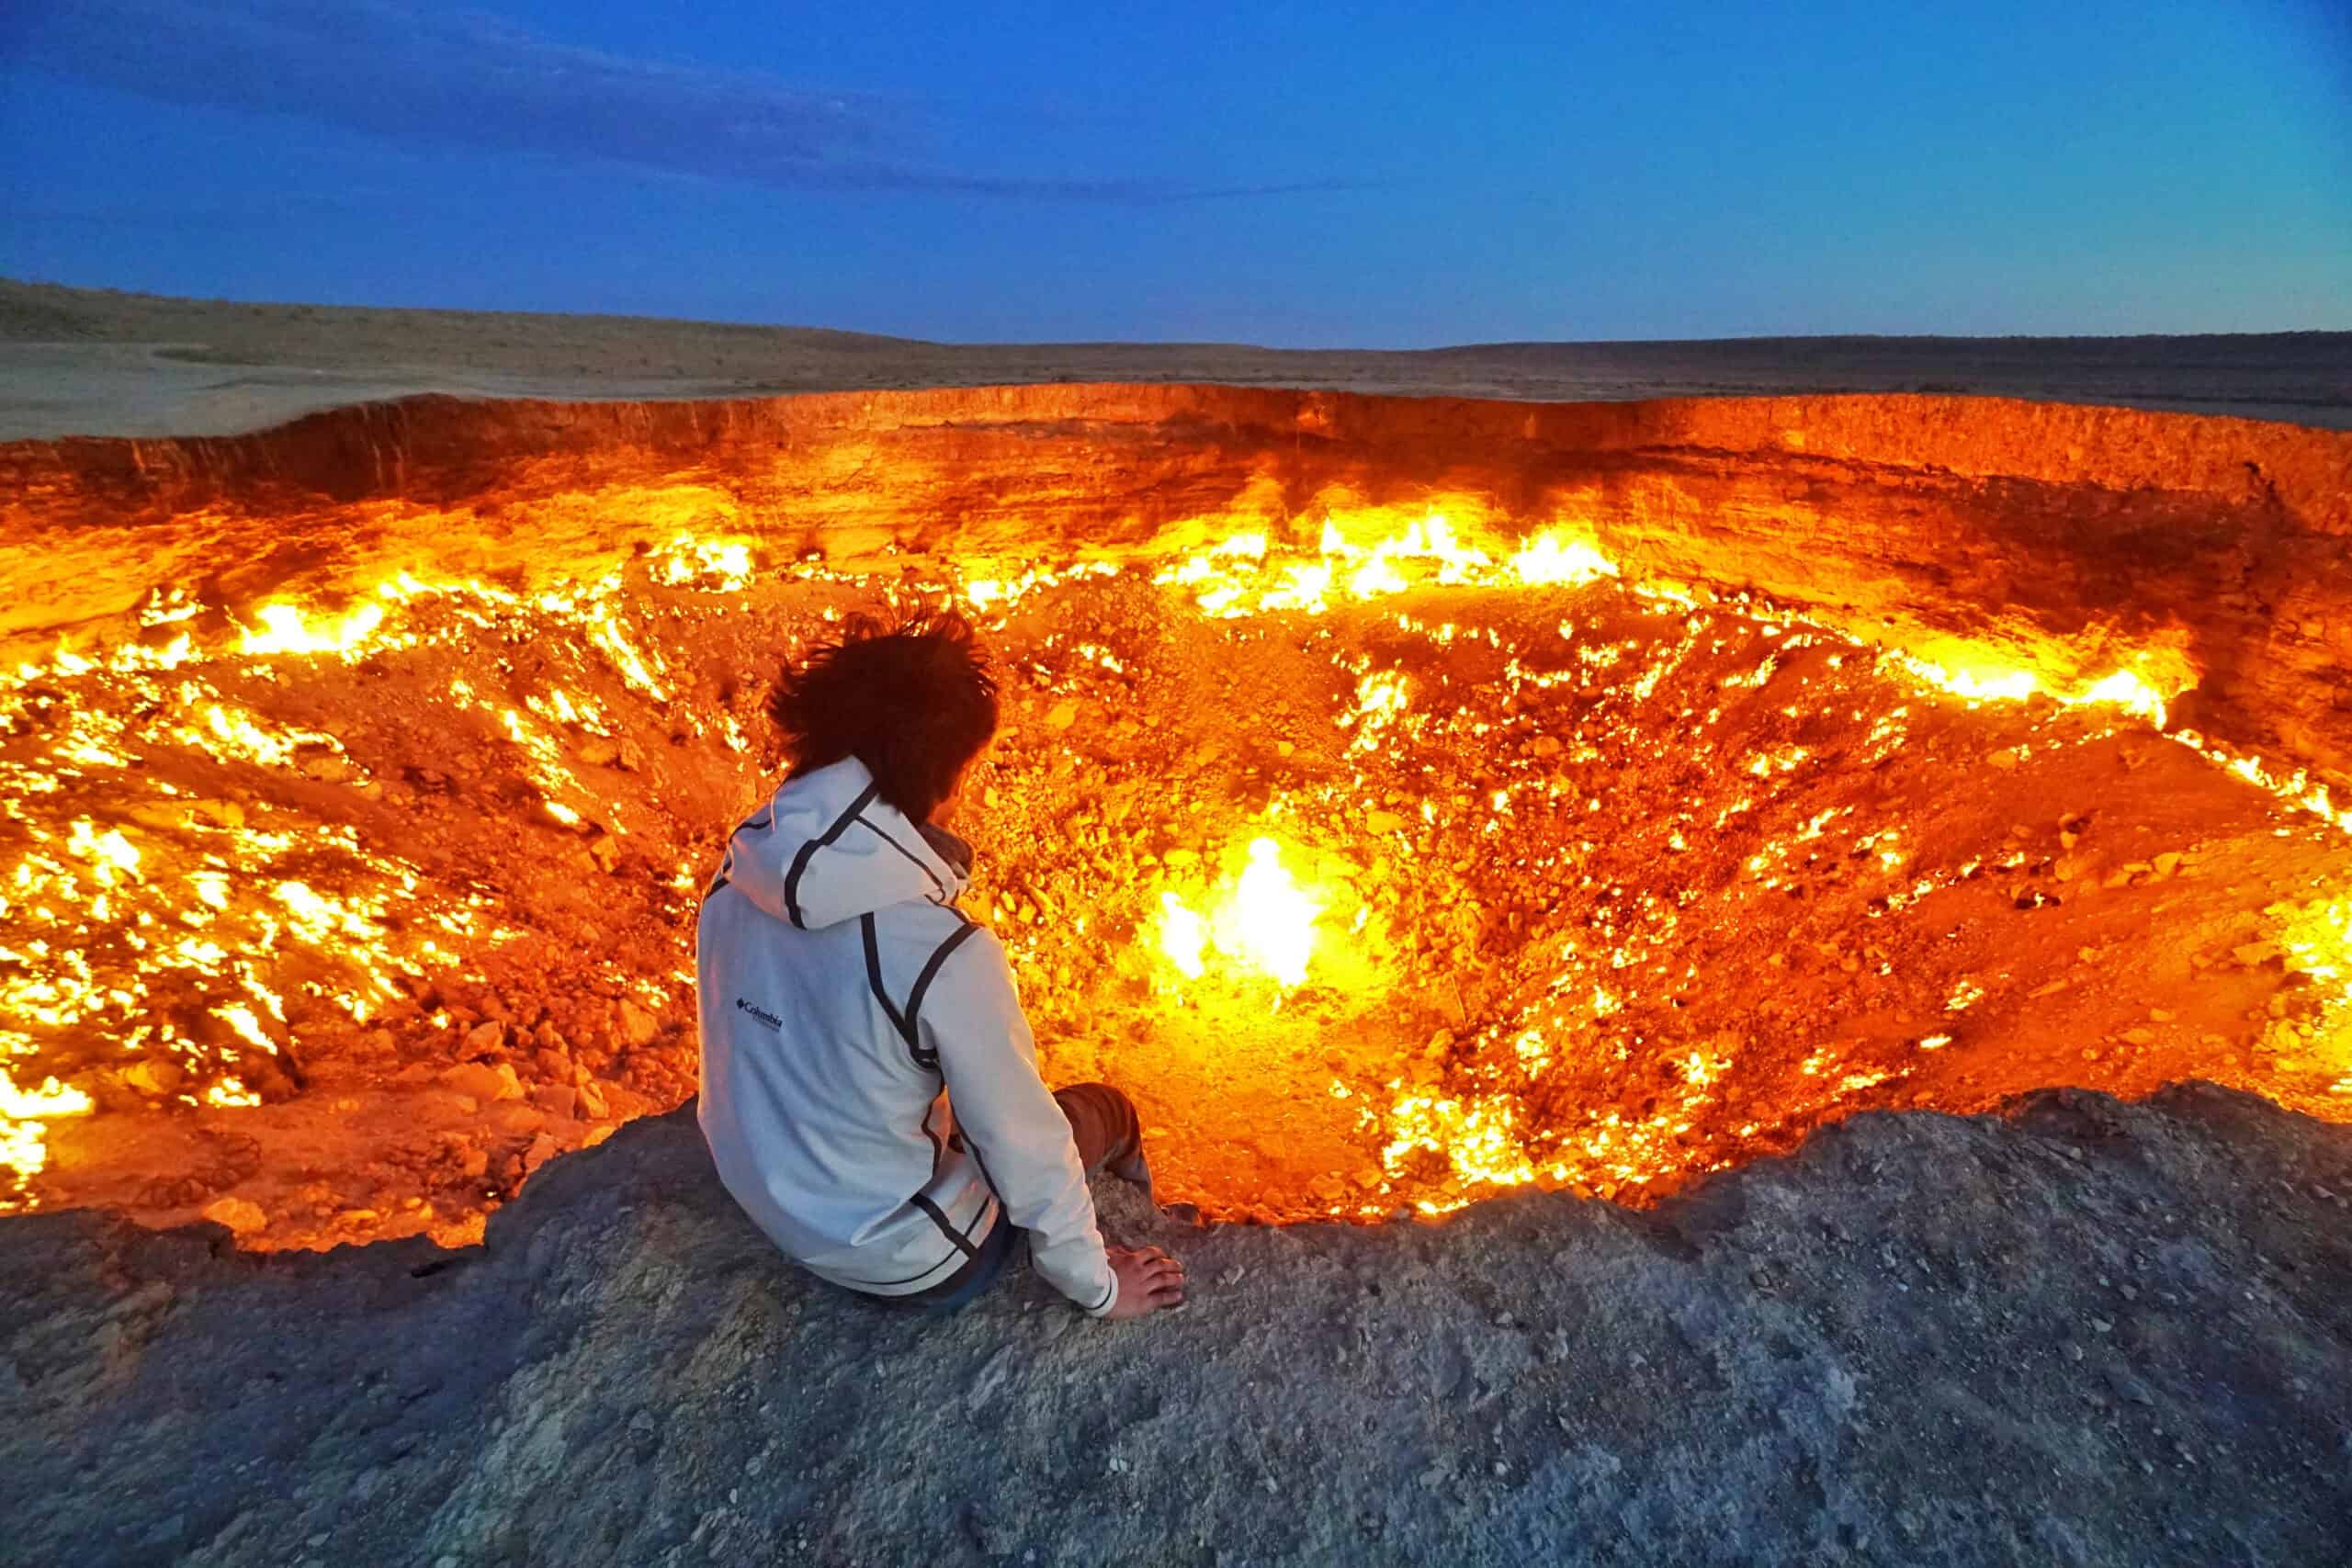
left=768, top=611, right=999, bottom=822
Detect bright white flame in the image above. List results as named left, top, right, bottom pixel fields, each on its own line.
left=1216, top=838, right=1321, bottom=987
left=1511, top=532, right=1619, bottom=586
left=1156, top=892, right=1207, bottom=979
left=240, top=602, right=386, bottom=658
left=1155, top=838, right=1323, bottom=989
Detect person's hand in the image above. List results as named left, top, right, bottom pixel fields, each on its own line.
left=1102, top=1245, right=1186, bottom=1320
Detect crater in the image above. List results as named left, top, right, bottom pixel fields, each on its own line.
left=1, top=386, right=2346, bottom=1245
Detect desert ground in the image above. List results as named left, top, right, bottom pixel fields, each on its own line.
left=3, top=277, right=2346, bottom=440
left=3, top=282, right=2349, bottom=1565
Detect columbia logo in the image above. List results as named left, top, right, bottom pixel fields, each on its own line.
left=734, top=997, right=785, bottom=1031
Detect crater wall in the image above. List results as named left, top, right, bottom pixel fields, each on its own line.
left=5, top=386, right=2347, bottom=785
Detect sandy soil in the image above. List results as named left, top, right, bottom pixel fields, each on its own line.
left=5, top=278, right=2346, bottom=439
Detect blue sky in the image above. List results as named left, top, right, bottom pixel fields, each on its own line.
left=1, top=0, right=2346, bottom=344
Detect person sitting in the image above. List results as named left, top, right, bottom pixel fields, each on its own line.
left=695, top=611, right=1185, bottom=1320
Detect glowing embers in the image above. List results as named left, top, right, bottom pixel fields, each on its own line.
left=0, top=531, right=765, bottom=1213
left=961, top=561, right=1122, bottom=615
left=1153, top=836, right=1326, bottom=990
left=12, top=480, right=2352, bottom=1237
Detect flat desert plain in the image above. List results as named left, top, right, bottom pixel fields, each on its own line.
left=2, top=277, right=2345, bottom=439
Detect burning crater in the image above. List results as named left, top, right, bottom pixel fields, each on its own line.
left=1, top=387, right=2347, bottom=1247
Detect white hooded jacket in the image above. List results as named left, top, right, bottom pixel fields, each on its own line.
left=695, top=757, right=1118, bottom=1314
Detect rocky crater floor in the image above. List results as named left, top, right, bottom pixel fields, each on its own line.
left=6, top=1082, right=2350, bottom=1566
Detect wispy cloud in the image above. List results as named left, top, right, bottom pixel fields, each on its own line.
left=3, top=0, right=1351, bottom=202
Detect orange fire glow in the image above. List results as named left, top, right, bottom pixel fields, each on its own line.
left=4, top=492, right=2348, bottom=1240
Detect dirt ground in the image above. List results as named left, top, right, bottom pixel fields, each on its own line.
left=4, top=277, right=2346, bottom=439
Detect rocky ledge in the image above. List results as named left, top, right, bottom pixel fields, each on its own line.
left=6, top=1083, right=2350, bottom=1565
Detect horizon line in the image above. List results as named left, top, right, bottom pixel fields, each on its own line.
left=6, top=276, right=2347, bottom=355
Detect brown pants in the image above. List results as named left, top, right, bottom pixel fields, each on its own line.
left=1052, top=1081, right=1143, bottom=1177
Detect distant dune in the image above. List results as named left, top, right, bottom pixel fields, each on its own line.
left=2, top=277, right=2345, bottom=439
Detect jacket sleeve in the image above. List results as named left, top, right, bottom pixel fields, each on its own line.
left=923, top=928, right=1118, bottom=1316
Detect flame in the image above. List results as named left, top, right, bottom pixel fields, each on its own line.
left=0, top=1069, right=93, bottom=1120
left=1885, top=645, right=2194, bottom=728
left=1511, top=533, right=1619, bottom=586
left=1221, top=838, right=1321, bottom=987
left=652, top=534, right=754, bottom=591
left=1155, top=892, right=1208, bottom=979
left=1155, top=505, right=1622, bottom=619
left=0, top=529, right=771, bottom=1212
left=240, top=602, right=387, bottom=659
left=2277, top=892, right=2352, bottom=1089
left=1155, top=836, right=1323, bottom=989
left=8, top=480, right=2349, bottom=1235
left=0, top=1066, right=94, bottom=1208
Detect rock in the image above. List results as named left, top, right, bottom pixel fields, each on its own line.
left=12, top=1078, right=2352, bottom=1561
left=589, top=833, right=625, bottom=873
left=577, top=736, right=622, bottom=767
left=123, top=803, right=186, bottom=831
left=487, top=1100, right=546, bottom=1135
left=439, top=1061, right=523, bottom=1102
left=296, top=753, right=350, bottom=784
left=1988, top=749, right=2019, bottom=771
left=124, top=1059, right=185, bottom=1097
left=187, top=799, right=245, bottom=829
left=617, top=1000, right=662, bottom=1048
left=1365, top=810, right=1407, bottom=835
left=531, top=1084, right=580, bottom=1119
left=199, top=1197, right=266, bottom=1235
left=521, top=1133, right=561, bottom=1175
left=1046, top=699, right=1080, bottom=730
left=2152, top=852, right=2183, bottom=878
left=1529, top=735, right=1563, bottom=758
left=463, top=1020, right=506, bottom=1055
left=576, top=1082, right=610, bottom=1120
left=616, top=739, right=647, bottom=772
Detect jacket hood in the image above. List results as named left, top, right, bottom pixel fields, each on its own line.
left=720, top=757, right=971, bottom=930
